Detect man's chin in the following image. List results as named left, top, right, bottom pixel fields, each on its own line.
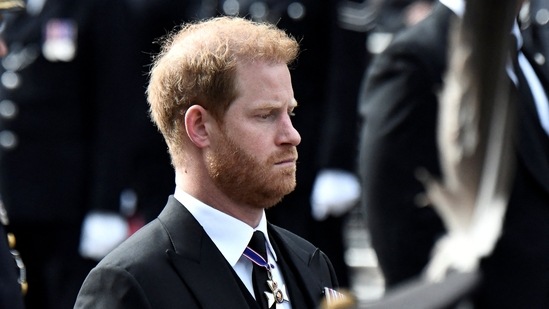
left=263, top=183, right=296, bottom=209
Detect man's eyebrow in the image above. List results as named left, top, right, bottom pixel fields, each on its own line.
left=254, top=99, right=298, bottom=110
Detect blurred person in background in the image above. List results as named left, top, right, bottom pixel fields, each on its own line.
left=358, top=0, right=549, bottom=307
left=307, top=0, right=370, bottom=289
left=0, top=4, right=26, bottom=309
left=0, top=0, right=153, bottom=308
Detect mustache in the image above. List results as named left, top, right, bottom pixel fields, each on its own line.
left=269, top=147, right=298, bottom=164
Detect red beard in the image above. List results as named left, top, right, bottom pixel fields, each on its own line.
left=206, top=131, right=297, bottom=209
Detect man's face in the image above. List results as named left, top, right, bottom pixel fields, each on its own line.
left=205, top=61, right=301, bottom=209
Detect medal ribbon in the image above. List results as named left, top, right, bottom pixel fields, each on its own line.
left=243, top=246, right=273, bottom=272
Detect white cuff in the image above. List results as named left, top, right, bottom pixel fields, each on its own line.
left=311, top=169, right=361, bottom=221
left=79, top=211, right=128, bottom=260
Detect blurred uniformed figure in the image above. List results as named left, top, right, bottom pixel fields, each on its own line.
left=0, top=0, right=147, bottom=308
left=0, top=3, right=26, bottom=309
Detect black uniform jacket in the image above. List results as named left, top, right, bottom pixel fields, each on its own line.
left=0, top=0, right=140, bottom=224
left=74, top=196, right=339, bottom=309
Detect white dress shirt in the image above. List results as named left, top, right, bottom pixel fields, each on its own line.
left=174, top=187, right=292, bottom=308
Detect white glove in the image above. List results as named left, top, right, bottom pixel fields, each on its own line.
left=79, top=211, right=128, bottom=261
left=311, top=169, right=361, bottom=221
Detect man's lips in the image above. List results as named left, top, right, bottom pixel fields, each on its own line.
left=275, top=157, right=297, bottom=165
left=273, top=148, right=298, bottom=166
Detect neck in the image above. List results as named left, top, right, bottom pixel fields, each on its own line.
left=175, top=168, right=264, bottom=228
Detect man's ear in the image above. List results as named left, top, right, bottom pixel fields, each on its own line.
left=185, top=105, right=213, bottom=148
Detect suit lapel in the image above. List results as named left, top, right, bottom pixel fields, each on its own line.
left=268, top=225, right=328, bottom=307
left=158, top=197, right=251, bottom=309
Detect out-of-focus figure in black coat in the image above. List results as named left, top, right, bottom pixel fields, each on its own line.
left=359, top=0, right=549, bottom=306
left=0, top=0, right=142, bottom=308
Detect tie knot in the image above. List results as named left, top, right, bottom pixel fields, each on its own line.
left=248, top=231, right=267, bottom=259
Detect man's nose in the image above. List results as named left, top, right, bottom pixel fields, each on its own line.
left=277, top=114, right=301, bottom=146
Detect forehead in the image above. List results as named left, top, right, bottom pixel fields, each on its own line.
left=234, top=61, right=294, bottom=106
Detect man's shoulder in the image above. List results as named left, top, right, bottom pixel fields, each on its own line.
left=76, top=216, right=200, bottom=308
left=96, top=218, right=171, bottom=270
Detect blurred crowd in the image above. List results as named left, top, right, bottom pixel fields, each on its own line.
left=1, top=0, right=549, bottom=308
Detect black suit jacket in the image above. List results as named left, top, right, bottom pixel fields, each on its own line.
left=359, top=2, right=549, bottom=307
left=74, top=196, right=339, bottom=308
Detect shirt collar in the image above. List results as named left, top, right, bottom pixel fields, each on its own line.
left=173, top=187, right=277, bottom=266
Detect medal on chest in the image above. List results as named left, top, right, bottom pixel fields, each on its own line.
left=265, top=278, right=290, bottom=308
left=243, top=246, right=290, bottom=308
